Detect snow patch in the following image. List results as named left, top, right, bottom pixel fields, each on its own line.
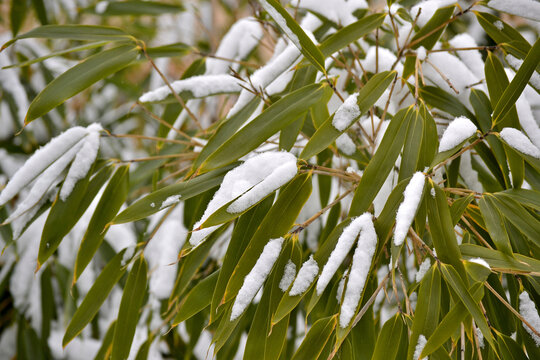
left=289, top=255, right=319, bottom=296
left=438, top=117, right=477, bottom=152
left=500, top=127, right=540, bottom=158
left=393, top=172, right=426, bottom=247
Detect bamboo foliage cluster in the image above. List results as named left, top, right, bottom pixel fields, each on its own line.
left=0, top=0, right=540, bottom=359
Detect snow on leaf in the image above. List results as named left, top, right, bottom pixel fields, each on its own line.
left=339, top=213, right=377, bottom=328
left=332, top=93, right=360, bottom=131
left=438, top=117, right=477, bottom=152
left=189, top=151, right=297, bottom=247
left=0, top=126, right=89, bottom=206
left=289, top=255, right=319, bottom=296
left=393, top=172, right=426, bottom=247
left=139, top=74, right=242, bottom=103
left=413, top=334, right=428, bottom=360
left=230, top=238, right=283, bottom=321
left=500, top=127, right=540, bottom=158
left=415, top=258, right=431, bottom=282
left=60, top=126, right=101, bottom=201
left=519, top=291, right=540, bottom=346
left=279, top=260, right=296, bottom=292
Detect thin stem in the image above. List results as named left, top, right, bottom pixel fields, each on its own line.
left=137, top=101, right=192, bottom=140
left=484, top=282, right=540, bottom=339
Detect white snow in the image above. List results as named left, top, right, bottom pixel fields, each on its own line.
left=227, top=159, right=297, bottom=213
left=413, top=334, right=428, bottom=360
left=291, top=0, right=368, bottom=26
left=95, top=1, right=108, bottom=14
left=500, top=127, right=540, bottom=159
left=489, top=0, right=540, bottom=22
left=336, top=269, right=349, bottom=303
left=279, top=260, right=297, bottom=292
left=0, top=126, right=89, bottom=206
left=494, top=20, right=504, bottom=30
left=160, top=194, right=181, bottom=209
left=226, top=43, right=300, bottom=117
left=5, top=140, right=84, bottom=224
left=190, top=152, right=297, bottom=246
left=231, top=238, right=284, bottom=320
left=519, top=291, right=540, bottom=346
left=449, top=34, right=485, bottom=76
left=139, top=74, right=241, bottom=103
left=205, top=17, right=263, bottom=75
left=339, top=213, right=377, bottom=328
left=476, top=327, right=485, bottom=348
left=145, top=205, right=186, bottom=298
left=417, top=47, right=427, bottom=61
left=260, top=1, right=301, bottom=52
left=516, top=96, right=540, bottom=149
left=336, top=133, right=357, bottom=155
left=332, top=93, right=360, bottom=131
left=60, top=125, right=101, bottom=201
left=415, top=258, right=431, bottom=282
left=469, top=257, right=490, bottom=269
left=317, top=214, right=371, bottom=296
left=393, top=172, right=426, bottom=247
left=289, top=255, right=319, bottom=296
left=506, top=54, right=540, bottom=90
left=438, top=117, right=477, bottom=152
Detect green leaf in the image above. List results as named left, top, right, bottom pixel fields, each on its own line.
left=478, top=195, right=514, bottom=255
left=223, top=173, right=312, bottom=304
left=407, top=266, right=441, bottom=359
left=496, top=332, right=530, bottom=360
left=485, top=52, right=519, bottom=129
left=399, top=108, right=423, bottom=182
left=418, top=86, right=475, bottom=119
left=501, top=188, right=540, bottom=211
left=349, top=106, right=413, bottom=216
left=113, top=164, right=234, bottom=224
left=460, top=244, right=540, bottom=273
left=200, top=83, right=326, bottom=172
left=10, top=0, right=28, bottom=36
left=93, top=1, right=184, bottom=16
left=427, top=183, right=467, bottom=281
left=210, top=196, right=275, bottom=320
left=410, top=5, right=455, bottom=50
left=421, top=283, right=484, bottom=358
left=292, top=316, right=337, bottom=360
left=260, top=0, right=326, bottom=73
left=93, top=321, right=116, bottom=360
left=74, top=165, right=130, bottom=283
left=371, top=314, right=408, bottom=360
left=3, top=41, right=110, bottom=69
left=300, top=71, right=396, bottom=160
left=1, top=25, right=132, bottom=50
left=111, top=256, right=148, bottom=360
left=439, top=263, right=494, bottom=348
left=145, top=42, right=192, bottom=58
left=173, top=270, right=219, bottom=325
left=491, top=193, right=540, bottom=247
left=39, top=163, right=113, bottom=266
left=319, top=13, right=386, bottom=57
left=474, top=12, right=532, bottom=61
left=493, top=38, right=540, bottom=125
left=26, top=44, right=139, bottom=123
left=63, top=249, right=129, bottom=347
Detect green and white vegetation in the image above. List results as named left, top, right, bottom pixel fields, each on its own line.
left=1, top=0, right=540, bottom=359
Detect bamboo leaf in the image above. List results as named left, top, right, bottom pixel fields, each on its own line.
left=260, top=0, right=326, bottom=73
left=371, top=314, right=408, bottom=360
left=74, top=165, right=130, bottom=283
left=478, top=195, right=514, bottom=255
left=223, top=173, right=312, bottom=304
left=200, top=83, right=326, bottom=172
left=460, top=244, right=540, bottom=273
left=349, top=106, right=413, bottom=216
left=113, top=164, right=234, bottom=224
left=439, top=263, right=494, bottom=348
left=492, top=38, right=540, bottom=125
left=291, top=316, right=337, bottom=360
left=63, top=248, right=129, bottom=347
left=92, top=1, right=184, bottom=16
left=111, top=256, right=148, bottom=360
left=2, top=24, right=132, bottom=51
left=26, top=45, right=139, bottom=123
left=39, top=163, right=113, bottom=266
left=300, top=71, right=396, bottom=160
left=173, top=270, right=219, bottom=325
